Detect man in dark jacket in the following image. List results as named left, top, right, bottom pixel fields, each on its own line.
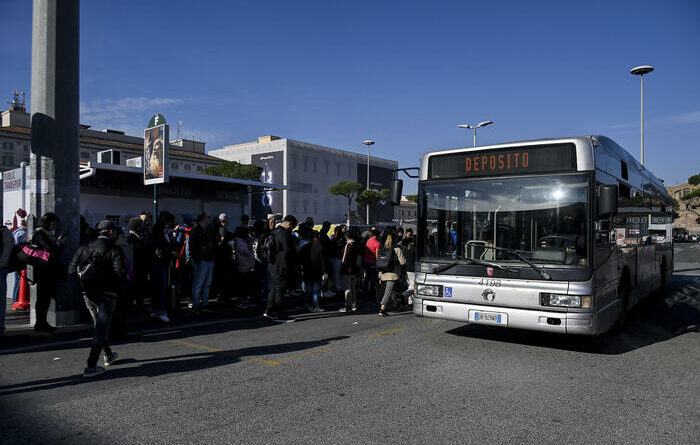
left=187, top=213, right=215, bottom=311
left=69, top=220, right=126, bottom=377
left=264, top=214, right=298, bottom=322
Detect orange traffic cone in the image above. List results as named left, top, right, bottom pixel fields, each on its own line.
left=12, top=270, right=30, bottom=310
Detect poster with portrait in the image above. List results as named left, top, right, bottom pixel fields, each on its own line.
left=251, top=151, right=283, bottom=219
left=144, top=116, right=169, bottom=185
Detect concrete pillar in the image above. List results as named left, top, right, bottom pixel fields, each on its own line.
left=29, top=0, right=81, bottom=326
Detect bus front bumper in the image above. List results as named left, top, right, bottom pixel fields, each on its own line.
left=413, top=297, right=596, bottom=335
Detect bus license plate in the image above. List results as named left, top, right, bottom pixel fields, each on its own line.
left=470, top=310, right=507, bottom=325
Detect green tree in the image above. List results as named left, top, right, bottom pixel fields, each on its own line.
left=672, top=198, right=681, bottom=220
left=379, top=188, right=390, bottom=201
left=202, top=161, right=263, bottom=181
left=680, top=172, right=700, bottom=221
left=329, top=181, right=363, bottom=226
left=356, top=189, right=380, bottom=207
left=405, top=194, right=418, bottom=203
left=356, top=189, right=392, bottom=224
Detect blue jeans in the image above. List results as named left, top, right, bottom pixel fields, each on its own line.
left=84, top=294, right=116, bottom=369
left=191, top=260, right=213, bottom=307
left=305, top=280, right=322, bottom=308
left=331, top=258, right=343, bottom=292
left=12, top=271, right=21, bottom=303
left=0, top=267, right=7, bottom=333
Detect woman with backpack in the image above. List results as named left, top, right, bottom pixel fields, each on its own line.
left=376, top=230, right=406, bottom=317
left=30, top=213, right=68, bottom=332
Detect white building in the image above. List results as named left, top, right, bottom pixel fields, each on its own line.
left=210, top=136, right=398, bottom=223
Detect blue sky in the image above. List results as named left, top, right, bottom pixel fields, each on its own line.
left=2, top=0, right=699, bottom=192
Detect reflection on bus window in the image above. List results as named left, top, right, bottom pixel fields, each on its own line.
left=420, top=174, right=589, bottom=266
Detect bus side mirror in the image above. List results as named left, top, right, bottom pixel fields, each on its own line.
left=598, top=184, right=617, bottom=217
left=389, top=179, right=403, bottom=205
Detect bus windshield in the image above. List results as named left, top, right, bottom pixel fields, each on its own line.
left=419, top=174, right=589, bottom=267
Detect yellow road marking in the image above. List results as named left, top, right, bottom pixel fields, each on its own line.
left=167, top=339, right=332, bottom=366
left=369, top=327, right=406, bottom=338
left=246, top=357, right=281, bottom=366
left=245, top=345, right=332, bottom=366
left=168, top=339, right=223, bottom=353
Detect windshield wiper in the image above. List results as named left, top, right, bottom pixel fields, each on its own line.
left=432, top=258, right=518, bottom=275
left=433, top=261, right=460, bottom=274
left=484, top=246, right=552, bottom=280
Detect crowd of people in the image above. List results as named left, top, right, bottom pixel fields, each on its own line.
left=0, top=210, right=416, bottom=377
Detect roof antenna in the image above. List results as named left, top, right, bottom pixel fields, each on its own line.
left=6, top=90, right=26, bottom=112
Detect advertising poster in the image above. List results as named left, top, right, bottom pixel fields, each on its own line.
left=144, top=114, right=169, bottom=185
left=251, top=151, right=283, bottom=219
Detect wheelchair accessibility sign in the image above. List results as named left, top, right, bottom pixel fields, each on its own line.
left=444, top=287, right=453, bottom=298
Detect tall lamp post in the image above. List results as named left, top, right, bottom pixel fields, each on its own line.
left=458, top=120, right=493, bottom=147
left=362, top=139, right=375, bottom=224
left=630, top=65, right=654, bottom=166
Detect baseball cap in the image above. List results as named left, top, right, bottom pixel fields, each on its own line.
left=96, top=220, right=118, bottom=232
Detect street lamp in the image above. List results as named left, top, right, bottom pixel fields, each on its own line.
left=362, top=139, right=375, bottom=224
left=630, top=65, right=654, bottom=166
left=458, top=120, right=494, bottom=147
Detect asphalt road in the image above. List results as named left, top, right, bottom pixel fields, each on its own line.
left=1, top=245, right=698, bottom=444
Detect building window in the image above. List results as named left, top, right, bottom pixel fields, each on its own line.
left=293, top=156, right=298, bottom=170
left=80, top=151, right=90, bottom=160
left=2, top=156, right=14, bottom=167
left=325, top=160, right=329, bottom=174
left=303, top=200, right=308, bottom=214
left=184, top=163, right=192, bottom=171
left=196, top=165, right=202, bottom=172
left=303, top=157, right=308, bottom=172
left=171, top=162, right=179, bottom=169
left=2, top=142, right=13, bottom=151
left=347, top=164, right=352, bottom=177
left=336, top=162, right=341, bottom=175
left=313, top=159, right=317, bottom=173
left=23, top=145, right=30, bottom=153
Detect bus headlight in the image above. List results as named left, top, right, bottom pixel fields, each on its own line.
left=541, top=293, right=592, bottom=309
left=416, top=284, right=443, bottom=297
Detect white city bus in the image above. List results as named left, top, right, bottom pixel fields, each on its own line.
left=391, top=136, right=673, bottom=335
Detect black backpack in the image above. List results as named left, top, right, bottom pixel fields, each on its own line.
left=376, top=246, right=395, bottom=272
left=77, top=248, right=107, bottom=291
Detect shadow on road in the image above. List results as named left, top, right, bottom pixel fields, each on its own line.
left=445, top=274, right=700, bottom=355
left=0, top=335, right=349, bottom=396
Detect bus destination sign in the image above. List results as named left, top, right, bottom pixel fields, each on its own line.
left=428, top=143, right=577, bottom=179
